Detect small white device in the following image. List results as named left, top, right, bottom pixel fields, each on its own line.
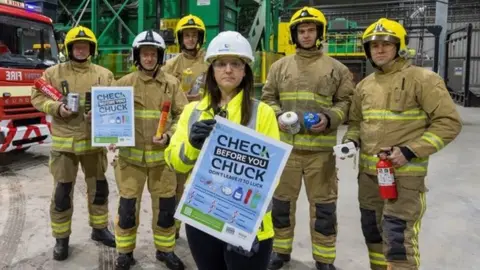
left=333, top=142, right=357, bottom=159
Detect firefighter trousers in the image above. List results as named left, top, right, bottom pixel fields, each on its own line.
left=49, top=150, right=110, bottom=239
left=113, top=158, right=177, bottom=254
left=358, top=173, right=427, bottom=270
left=174, top=173, right=188, bottom=234
left=272, top=150, right=338, bottom=264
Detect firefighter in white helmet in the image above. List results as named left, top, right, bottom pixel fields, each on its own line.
left=111, top=29, right=188, bottom=270
left=161, top=14, right=209, bottom=239
left=31, top=25, right=115, bottom=261
left=261, top=6, right=355, bottom=270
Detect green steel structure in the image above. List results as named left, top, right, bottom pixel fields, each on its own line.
left=53, top=0, right=304, bottom=78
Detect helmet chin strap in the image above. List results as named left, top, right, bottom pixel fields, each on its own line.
left=139, top=63, right=159, bottom=75
left=71, top=55, right=89, bottom=63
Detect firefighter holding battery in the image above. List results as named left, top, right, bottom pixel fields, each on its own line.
left=31, top=26, right=116, bottom=261
left=343, top=18, right=462, bottom=270
left=111, top=30, right=188, bottom=270
left=161, top=14, right=209, bottom=239
left=261, top=6, right=354, bottom=270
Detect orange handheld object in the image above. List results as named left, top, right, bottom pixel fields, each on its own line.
left=34, top=78, right=63, bottom=101
left=156, top=101, right=171, bottom=137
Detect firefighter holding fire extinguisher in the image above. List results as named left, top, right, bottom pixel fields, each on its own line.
left=343, top=18, right=462, bottom=270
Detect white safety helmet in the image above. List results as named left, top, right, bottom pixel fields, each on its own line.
left=132, top=30, right=166, bottom=70
left=205, top=31, right=254, bottom=64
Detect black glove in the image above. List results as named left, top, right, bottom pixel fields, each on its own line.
left=189, top=119, right=216, bottom=150
left=226, top=236, right=260, bottom=258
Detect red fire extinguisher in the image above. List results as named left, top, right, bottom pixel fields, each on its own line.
left=376, top=150, right=398, bottom=200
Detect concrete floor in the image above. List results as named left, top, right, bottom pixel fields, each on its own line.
left=0, top=105, right=479, bottom=270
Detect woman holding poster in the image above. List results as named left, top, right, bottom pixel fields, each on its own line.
left=165, top=31, right=280, bottom=270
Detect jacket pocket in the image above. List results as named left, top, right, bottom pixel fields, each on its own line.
left=388, top=77, right=416, bottom=112
left=315, top=74, right=337, bottom=97
left=314, top=74, right=337, bottom=108
left=397, top=176, right=427, bottom=193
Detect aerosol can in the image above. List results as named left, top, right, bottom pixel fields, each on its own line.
left=376, top=151, right=398, bottom=200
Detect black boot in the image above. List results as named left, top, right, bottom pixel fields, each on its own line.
left=156, top=250, right=185, bottom=270
left=115, top=252, right=136, bottom=270
left=53, top=237, right=69, bottom=261
left=91, top=228, right=116, bottom=247
left=268, top=252, right=291, bottom=270
left=315, top=261, right=336, bottom=270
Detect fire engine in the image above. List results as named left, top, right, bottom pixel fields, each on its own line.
left=0, top=0, right=58, bottom=152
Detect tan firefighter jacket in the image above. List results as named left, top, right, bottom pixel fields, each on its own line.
left=343, top=58, right=462, bottom=176
left=161, top=48, right=208, bottom=96
left=31, top=60, right=115, bottom=154
left=261, top=48, right=354, bottom=151
left=113, top=69, right=188, bottom=168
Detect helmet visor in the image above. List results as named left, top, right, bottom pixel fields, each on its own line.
left=363, top=34, right=400, bottom=45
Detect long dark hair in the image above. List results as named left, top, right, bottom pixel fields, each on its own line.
left=204, top=62, right=255, bottom=126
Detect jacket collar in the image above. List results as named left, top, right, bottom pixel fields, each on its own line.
left=196, top=90, right=244, bottom=112
left=137, top=68, right=166, bottom=83
left=375, top=58, right=411, bottom=75
left=296, top=47, right=323, bottom=59
left=68, top=60, right=91, bottom=73
left=182, top=48, right=206, bottom=61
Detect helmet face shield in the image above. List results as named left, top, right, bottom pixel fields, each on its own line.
left=363, top=35, right=400, bottom=45
left=362, top=18, right=409, bottom=65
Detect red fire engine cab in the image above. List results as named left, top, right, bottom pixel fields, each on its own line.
left=0, top=0, right=58, bottom=152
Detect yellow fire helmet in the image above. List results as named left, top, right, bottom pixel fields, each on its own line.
left=362, top=18, right=409, bottom=59
left=64, top=26, right=97, bottom=59
left=175, top=14, right=206, bottom=49
left=288, top=6, right=327, bottom=48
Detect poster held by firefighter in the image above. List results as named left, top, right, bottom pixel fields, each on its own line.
left=91, top=86, right=135, bottom=147
left=175, top=116, right=293, bottom=250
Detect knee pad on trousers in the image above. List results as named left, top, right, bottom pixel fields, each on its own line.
left=118, top=197, right=137, bottom=229
left=272, top=198, right=290, bottom=229
left=360, top=208, right=382, bottom=243
left=383, top=215, right=407, bottom=261
left=54, top=182, right=73, bottom=212
left=93, top=180, right=109, bottom=205
left=314, top=202, right=336, bottom=236
left=158, top=196, right=176, bottom=228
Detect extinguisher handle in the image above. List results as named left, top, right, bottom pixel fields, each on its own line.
left=377, top=150, right=392, bottom=158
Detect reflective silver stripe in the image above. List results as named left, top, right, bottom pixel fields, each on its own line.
left=246, top=99, right=259, bottom=129
left=179, top=142, right=196, bottom=165
left=188, top=103, right=202, bottom=135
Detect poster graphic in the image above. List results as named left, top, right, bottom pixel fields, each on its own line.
left=175, top=116, right=292, bottom=250
left=91, top=86, right=135, bottom=147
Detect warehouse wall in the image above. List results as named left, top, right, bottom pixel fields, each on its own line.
left=407, top=21, right=480, bottom=93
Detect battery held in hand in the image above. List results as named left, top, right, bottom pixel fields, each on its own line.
left=85, top=92, right=91, bottom=112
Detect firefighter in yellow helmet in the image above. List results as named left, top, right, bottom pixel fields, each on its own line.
left=31, top=25, right=116, bottom=261
left=111, top=30, right=188, bottom=270
left=261, top=7, right=354, bottom=270
left=162, top=14, right=208, bottom=103
left=161, top=14, right=209, bottom=239
left=343, top=18, right=462, bottom=270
